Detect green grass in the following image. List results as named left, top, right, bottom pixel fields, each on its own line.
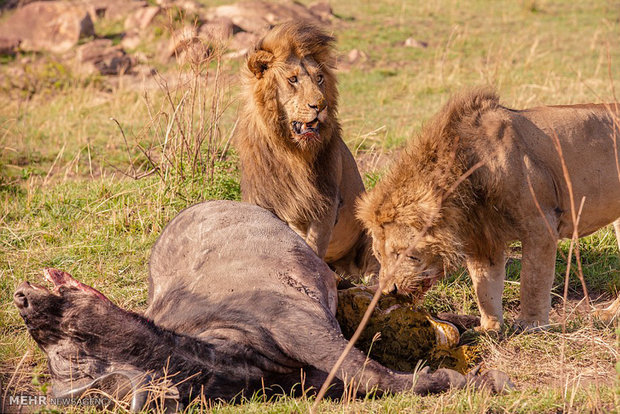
left=1, top=0, right=620, bottom=412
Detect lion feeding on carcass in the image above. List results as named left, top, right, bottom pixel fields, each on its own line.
left=358, top=88, right=620, bottom=331
left=235, top=21, right=378, bottom=281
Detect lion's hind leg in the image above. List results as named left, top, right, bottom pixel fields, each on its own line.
left=591, top=219, right=620, bottom=324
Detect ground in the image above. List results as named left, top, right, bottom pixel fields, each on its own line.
left=0, top=0, right=619, bottom=413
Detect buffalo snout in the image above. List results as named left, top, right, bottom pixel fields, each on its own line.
left=14, top=281, right=35, bottom=309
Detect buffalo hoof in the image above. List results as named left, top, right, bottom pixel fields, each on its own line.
left=466, top=365, right=515, bottom=393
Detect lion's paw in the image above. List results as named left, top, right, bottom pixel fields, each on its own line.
left=513, top=319, right=550, bottom=333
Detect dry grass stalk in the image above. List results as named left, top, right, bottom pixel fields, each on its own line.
left=128, top=37, right=234, bottom=200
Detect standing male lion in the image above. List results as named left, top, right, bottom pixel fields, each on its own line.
left=235, top=21, right=377, bottom=281
left=358, top=88, right=620, bottom=330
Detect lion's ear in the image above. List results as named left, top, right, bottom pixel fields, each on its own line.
left=247, top=50, right=274, bottom=79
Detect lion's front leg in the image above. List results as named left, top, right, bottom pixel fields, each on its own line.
left=466, top=250, right=506, bottom=331
left=306, top=198, right=339, bottom=259
left=516, top=233, right=558, bottom=330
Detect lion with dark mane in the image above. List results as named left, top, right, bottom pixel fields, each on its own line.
left=358, top=87, right=620, bottom=330
left=235, top=21, right=377, bottom=280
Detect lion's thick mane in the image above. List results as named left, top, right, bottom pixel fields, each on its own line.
left=358, top=87, right=517, bottom=263
left=235, top=22, right=341, bottom=225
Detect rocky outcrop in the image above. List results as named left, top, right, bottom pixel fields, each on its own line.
left=0, top=1, right=94, bottom=53
left=206, top=0, right=330, bottom=34
left=0, top=0, right=338, bottom=84
left=75, top=39, right=134, bottom=76
left=84, top=0, right=148, bottom=21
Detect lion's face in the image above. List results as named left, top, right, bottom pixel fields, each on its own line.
left=244, top=22, right=338, bottom=152
left=371, top=224, right=445, bottom=299
left=275, top=55, right=329, bottom=147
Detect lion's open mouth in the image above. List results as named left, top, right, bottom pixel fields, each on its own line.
left=385, top=271, right=444, bottom=299
left=291, top=119, right=320, bottom=140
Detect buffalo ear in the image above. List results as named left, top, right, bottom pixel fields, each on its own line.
left=247, top=50, right=274, bottom=79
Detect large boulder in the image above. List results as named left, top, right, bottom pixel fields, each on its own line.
left=198, top=16, right=235, bottom=44
left=0, top=37, right=20, bottom=56
left=0, top=1, right=94, bottom=53
left=124, top=6, right=161, bottom=31
left=228, top=31, right=258, bottom=54
left=201, top=0, right=335, bottom=55
left=75, top=39, right=133, bottom=76
left=308, top=1, right=333, bottom=23
left=83, top=0, right=148, bottom=21
left=122, top=6, right=161, bottom=50
left=164, top=26, right=210, bottom=65
left=205, top=0, right=330, bottom=36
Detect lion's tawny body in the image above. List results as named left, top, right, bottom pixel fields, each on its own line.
left=358, top=88, right=620, bottom=330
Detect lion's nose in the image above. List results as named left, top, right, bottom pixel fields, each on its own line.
left=308, top=97, right=326, bottom=113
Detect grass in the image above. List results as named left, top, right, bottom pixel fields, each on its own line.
left=1, top=0, right=619, bottom=412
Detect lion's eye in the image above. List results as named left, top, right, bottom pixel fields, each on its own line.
left=288, top=76, right=298, bottom=84
left=317, top=74, right=324, bottom=84
left=407, top=255, right=421, bottom=263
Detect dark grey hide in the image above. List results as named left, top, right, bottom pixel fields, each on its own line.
left=14, top=201, right=510, bottom=411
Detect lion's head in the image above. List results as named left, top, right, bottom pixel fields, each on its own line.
left=357, top=88, right=514, bottom=297
left=242, top=21, right=338, bottom=151
left=357, top=180, right=460, bottom=297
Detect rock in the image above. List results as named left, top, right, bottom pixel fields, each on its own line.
left=0, top=0, right=19, bottom=11
left=121, top=5, right=160, bottom=50
left=175, top=0, right=204, bottom=14
left=404, top=37, right=428, bottom=48
left=206, top=0, right=328, bottom=37
left=83, top=0, right=148, bottom=21
left=0, top=2, right=94, bottom=53
left=228, top=31, right=258, bottom=53
left=0, top=37, right=20, bottom=56
left=209, top=3, right=270, bottom=34
left=165, top=26, right=210, bottom=64
left=124, top=6, right=161, bottom=31
left=336, top=49, right=369, bottom=72
left=166, top=26, right=196, bottom=57
left=121, top=32, right=142, bottom=50
left=308, top=1, right=333, bottom=22
left=336, top=286, right=477, bottom=373
left=347, top=48, right=367, bottom=64
left=75, top=39, right=133, bottom=76
left=181, top=39, right=210, bottom=66
left=259, top=1, right=318, bottom=25
left=199, top=17, right=234, bottom=44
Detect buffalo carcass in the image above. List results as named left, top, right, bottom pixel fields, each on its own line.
left=14, top=201, right=511, bottom=410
